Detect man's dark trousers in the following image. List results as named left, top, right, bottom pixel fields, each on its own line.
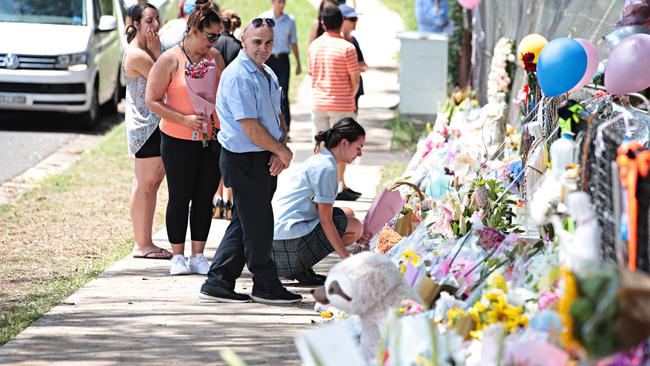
left=265, top=53, right=291, bottom=131
left=205, top=148, right=283, bottom=294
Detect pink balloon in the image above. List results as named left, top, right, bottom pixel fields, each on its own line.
left=605, top=33, right=650, bottom=95
left=570, top=39, right=599, bottom=92
left=458, top=0, right=481, bottom=10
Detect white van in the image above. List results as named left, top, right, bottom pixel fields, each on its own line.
left=0, top=0, right=122, bottom=128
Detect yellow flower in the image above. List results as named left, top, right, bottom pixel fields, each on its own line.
left=468, top=307, right=482, bottom=326
left=473, top=300, right=488, bottom=313
left=503, top=305, right=523, bottom=318
left=399, top=250, right=421, bottom=274
left=487, top=273, right=508, bottom=292
left=484, top=291, right=505, bottom=304
left=557, top=267, right=582, bottom=351
left=469, top=329, right=483, bottom=340
left=447, top=307, right=466, bottom=323
left=320, top=311, right=333, bottom=318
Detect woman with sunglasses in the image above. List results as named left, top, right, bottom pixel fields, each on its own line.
left=124, top=3, right=171, bottom=260
left=146, top=0, right=225, bottom=275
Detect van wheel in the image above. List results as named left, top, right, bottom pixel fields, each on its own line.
left=80, top=86, right=99, bottom=130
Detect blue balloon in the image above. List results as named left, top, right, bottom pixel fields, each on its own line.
left=537, top=38, right=587, bottom=97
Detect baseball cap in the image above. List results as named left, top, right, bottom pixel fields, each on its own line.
left=183, top=0, right=196, bottom=16
left=339, top=4, right=359, bottom=18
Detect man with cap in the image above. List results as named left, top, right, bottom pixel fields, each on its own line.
left=260, top=0, right=302, bottom=135
left=340, top=4, right=368, bottom=112
left=200, top=18, right=303, bottom=305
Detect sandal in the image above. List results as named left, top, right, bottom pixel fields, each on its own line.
left=133, top=248, right=173, bottom=260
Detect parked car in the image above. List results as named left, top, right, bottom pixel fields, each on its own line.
left=0, top=0, right=122, bottom=128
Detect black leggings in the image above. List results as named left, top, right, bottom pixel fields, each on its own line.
left=160, top=132, right=221, bottom=244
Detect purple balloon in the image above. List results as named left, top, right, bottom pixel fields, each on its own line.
left=570, top=39, right=600, bottom=92
left=605, top=33, right=650, bottom=95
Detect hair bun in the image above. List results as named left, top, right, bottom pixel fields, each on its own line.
left=324, top=129, right=333, bottom=142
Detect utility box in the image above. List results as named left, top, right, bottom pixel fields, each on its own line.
left=396, top=31, right=448, bottom=119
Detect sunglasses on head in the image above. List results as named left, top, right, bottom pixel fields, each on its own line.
left=201, top=30, right=219, bottom=42
left=250, top=17, right=275, bottom=28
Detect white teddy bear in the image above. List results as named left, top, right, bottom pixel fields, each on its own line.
left=312, top=252, right=422, bottom=361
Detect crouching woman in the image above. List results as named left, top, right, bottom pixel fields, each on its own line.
left=272, top=118, right=365, bottom=286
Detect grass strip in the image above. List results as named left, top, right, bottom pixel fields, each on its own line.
left=0, top=240, right=133, bottom=344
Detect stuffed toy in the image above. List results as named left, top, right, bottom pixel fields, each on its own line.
left=312, top=252, right=422, bottom=361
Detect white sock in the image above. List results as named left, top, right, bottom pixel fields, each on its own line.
left=337, top=181, right=344, bottom=193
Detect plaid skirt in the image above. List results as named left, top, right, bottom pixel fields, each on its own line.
left=272, top=207, right=348, bottom=277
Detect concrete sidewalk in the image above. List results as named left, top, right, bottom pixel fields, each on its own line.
left=0, top=1, right=406, bottom=364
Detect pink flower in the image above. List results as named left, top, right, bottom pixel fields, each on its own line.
left=433, top=257, right=452, bottom=279
left=538, top=290, right=559, bottom=310
left=400, top=299, right=425, bottom=315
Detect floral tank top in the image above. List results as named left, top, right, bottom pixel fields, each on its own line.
left=124, top=48, right=160, bottom=157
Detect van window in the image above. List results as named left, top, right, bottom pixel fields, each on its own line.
left=0, top=0, right=87, bottom=26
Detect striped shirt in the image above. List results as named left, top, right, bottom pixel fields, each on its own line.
left=308, top=32, right=360, bottom=112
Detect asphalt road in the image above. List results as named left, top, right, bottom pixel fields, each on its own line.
left=0, top=110, right=122, bottom=184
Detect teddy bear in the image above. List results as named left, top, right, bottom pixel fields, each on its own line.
left=312, top=252, right=422, bottom=361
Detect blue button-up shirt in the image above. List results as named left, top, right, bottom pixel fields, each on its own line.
left=272, top=149, right=338, bottom=240
left=216, top=50, right=283, bottom=153
left=415, top=0, right=451, bottom=33
left=260, top=10, right=297, bottom=54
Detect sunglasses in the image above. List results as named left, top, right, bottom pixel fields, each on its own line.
left=345, top=17, right=358, bottom=22
left=201, top=30, right=220, bottom=42
left=250, top=17, right=275, bottom=28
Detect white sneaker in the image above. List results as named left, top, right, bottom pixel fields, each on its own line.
left=170, top=255, right=190, bottom=275
left=189, top=253, right=210, bottom=275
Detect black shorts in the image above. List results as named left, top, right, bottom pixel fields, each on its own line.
left=135, top=126, right=161, bottom=158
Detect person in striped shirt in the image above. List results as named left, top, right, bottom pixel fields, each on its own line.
left=307, top=5, right=361, bottom=201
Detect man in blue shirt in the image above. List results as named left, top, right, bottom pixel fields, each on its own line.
left=415, top=0, right=453, bottom=34
left=260, top=0, right=301, bottom=135
left=200, top=18, right=302, bottom=305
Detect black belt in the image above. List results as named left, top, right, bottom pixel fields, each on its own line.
left=271, top=53, right=290, bottom=59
